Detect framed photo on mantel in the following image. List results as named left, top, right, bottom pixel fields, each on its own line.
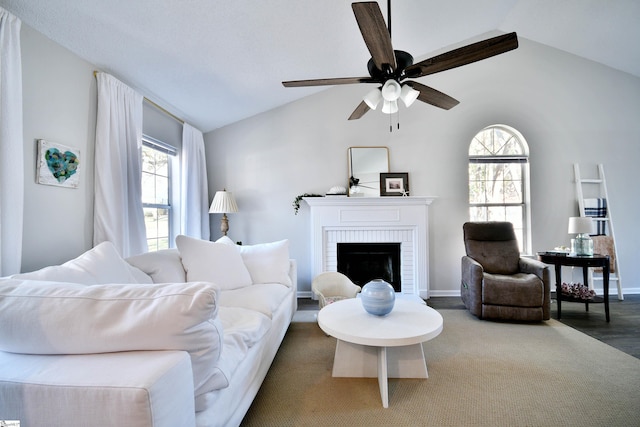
left=380, top=172, right=409, bottom=196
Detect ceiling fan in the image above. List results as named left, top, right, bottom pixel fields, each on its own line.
left=282, top=1, right=518, bottom=120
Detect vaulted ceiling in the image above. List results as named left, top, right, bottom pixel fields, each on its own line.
left=2, top=0, right=639, bottom=132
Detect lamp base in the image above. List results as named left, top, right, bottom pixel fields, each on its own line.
left=220, top=213, right=229, bottom=236
left=571, top=233, right=593, bottom=256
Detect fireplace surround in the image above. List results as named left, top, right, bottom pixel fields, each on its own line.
left=304, top=196, right=435, bottom=298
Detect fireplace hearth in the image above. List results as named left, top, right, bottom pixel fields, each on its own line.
left=337, top=243, right=401, bottom=291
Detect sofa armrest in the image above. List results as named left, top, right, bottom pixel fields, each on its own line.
left=0, top=350, right=195, bottom=427
left=461, top=256, right=484, bottom=317
left=289, top=259, right=298, bottom=313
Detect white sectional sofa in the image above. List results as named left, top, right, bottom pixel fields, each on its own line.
left=0, top=235, right=297, bottom=427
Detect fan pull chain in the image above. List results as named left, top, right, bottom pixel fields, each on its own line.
left=388, top=110, right=401, bottom=132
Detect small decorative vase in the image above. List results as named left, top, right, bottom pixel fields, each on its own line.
left=361, top=279, right=396, bottom=316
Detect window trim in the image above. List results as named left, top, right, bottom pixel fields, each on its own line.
left=468, top=125, right=532, bottom=254
left=142, top=134, right=177, bottom=251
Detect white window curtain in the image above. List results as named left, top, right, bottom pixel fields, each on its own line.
left=94, top=72, right=148, bottom=257
left=0, top=8, right=23, bottom=276
left=180, top=123, right=210, bottom=240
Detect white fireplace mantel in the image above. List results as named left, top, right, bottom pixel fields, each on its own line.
left=304, top=196, right=435, bottom=298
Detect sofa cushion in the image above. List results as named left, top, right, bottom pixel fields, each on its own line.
left=219, top=283, right=291, bottom=318
left=11, top=241, right=151, bottom=285
left=0, top=279, right=225, bottom=401
left=212, top=306, right=272, bottom=395
left=218, top=306, right=272, bottom=351
left=126, top=248, right=187, bottom=283
left=176, top=235, right=252, bottom=290
left=216, top=237, right=292, bottom=287
left=10, top=265, right=97, bottom=284
left=482, top=273, right=544, bottom=307
left=240, top=240, right=292, bottom=287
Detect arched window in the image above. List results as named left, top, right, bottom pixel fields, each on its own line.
left=468, top=125, right=531, bottom=253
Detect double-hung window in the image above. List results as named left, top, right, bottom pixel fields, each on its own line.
left=141, top=135, right=177, bottom=251
left=468, top=125, right=532, bottom=253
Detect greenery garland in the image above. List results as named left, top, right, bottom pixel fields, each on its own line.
left=293, top=193, right=323, bottom=215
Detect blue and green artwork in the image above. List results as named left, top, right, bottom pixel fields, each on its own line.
left=37, top=140, right=81, bottom=188
left=45, top=148, right=79, bottom=183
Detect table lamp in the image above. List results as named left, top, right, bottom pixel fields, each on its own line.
left=209, top=189, right=238, bottom=236
left=568, top=216, right=594, bottom=256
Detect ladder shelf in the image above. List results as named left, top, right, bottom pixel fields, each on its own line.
left=573, top=164, right=623, bottom=300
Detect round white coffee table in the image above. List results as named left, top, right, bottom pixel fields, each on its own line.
left=317, top=298, right=443, bottom=408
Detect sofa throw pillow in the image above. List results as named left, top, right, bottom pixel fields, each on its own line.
left=0, top=279, right=225, bottom=398
left=10, top=265, right=97, bottom=284
left=239, top=240, right=292, bottom=287
left=10, top=241, right=152, bottom=285
left=126, top=248, right=187, bottom=283
left=215, top=235, right=236, bottom=247
left=176, top=235, right=252, bottom=290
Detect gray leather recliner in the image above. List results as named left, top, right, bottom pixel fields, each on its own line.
left=461, top=221, right=550, bottom=321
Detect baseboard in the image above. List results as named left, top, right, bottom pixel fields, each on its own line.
left=428, top=290, right=462, bottom=298
left=298, top=289, right=639, bottom=299
left=297, top=291, right=314, bottom=299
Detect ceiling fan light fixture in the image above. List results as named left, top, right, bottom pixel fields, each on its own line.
left=400, top=84, right=420, bottom=107
left=363, top=88, right=383, bottom=109
left=381, top=99, right=398, bottom=114
left=381, top=79, right=401, bottom=101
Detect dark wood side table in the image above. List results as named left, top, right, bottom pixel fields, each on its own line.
left=537, top=252, right=610, bottom=322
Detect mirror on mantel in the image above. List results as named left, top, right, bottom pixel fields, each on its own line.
left=348, top=146, right=389, bottom=197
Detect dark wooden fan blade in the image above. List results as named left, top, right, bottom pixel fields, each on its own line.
left=405, top=81, right=459, bottom=110
left=282, top=76, right=376, bottom=87
left=404, top=32, right=518, bottom=79
left=348, top=100, right=371, bottom=120
left=352, top=2, right=396, bottom=73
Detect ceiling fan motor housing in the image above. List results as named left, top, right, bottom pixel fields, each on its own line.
left=367, top=50, right=414, bottom=81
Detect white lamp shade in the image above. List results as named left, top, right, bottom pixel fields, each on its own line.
left=381, top=80, right=401, bottom=101
left=568, top=216, right=594, bottom=234
left=363, top=88, right=382, bottom=110
left=400, top=84, right=420, bottom=107
left=209, top=190, right=238, bottom=214
left=381, top=99, right=398, bottom=114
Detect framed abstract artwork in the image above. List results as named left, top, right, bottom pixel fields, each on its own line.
left=36, top=139, right=81, bottom=188
left=380, top=172, right=409, bottom=196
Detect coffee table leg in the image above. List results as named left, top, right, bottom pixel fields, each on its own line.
left=378, top=346, right=389, bottom=408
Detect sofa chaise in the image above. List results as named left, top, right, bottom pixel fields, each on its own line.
left=0, top=235, right=297, bottom=427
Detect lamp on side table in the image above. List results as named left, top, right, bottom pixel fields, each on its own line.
left=209, top=189, right=238, bottom=236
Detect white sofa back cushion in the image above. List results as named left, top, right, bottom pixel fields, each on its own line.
left=11, top=241, right=152, bottom=285
left=126, top=248, right=187, bottom=283
left=176, top=235, right=252, bottom=290
left=216, top=237, right=292, bottom=287
left=239, top=240, right=292, bottom=287
left=0, top=279, right=225, bottom=400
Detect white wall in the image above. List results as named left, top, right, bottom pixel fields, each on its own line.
left=15, top=24, right=640, bottom=296
left=20, top=25, right=97, bottom=272
left=204, top=37, right=640, bottom=297
left=19, top=24, right=181, bottom=272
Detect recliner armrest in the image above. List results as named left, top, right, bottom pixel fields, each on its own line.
left=461, top=256, right=484, bottom=290
left=519, top=257, right=548, bottom=281
left=461, top=256, right=484, bottom=317
left=519, top=257, right=551, bottom=320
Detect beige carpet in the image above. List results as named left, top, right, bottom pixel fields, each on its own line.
left=241, top=309, right=640, bottom=426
